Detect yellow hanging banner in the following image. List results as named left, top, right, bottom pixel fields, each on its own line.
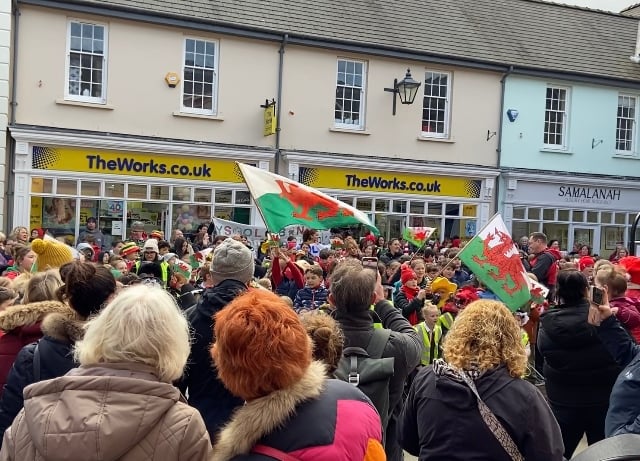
left=263, top=104, right=277, bottom=137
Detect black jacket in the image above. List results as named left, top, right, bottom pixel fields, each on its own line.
left=179, top=279, right=246, bottom=439
left=537, top=299, right=621, bottom=406
left=394, top=290, right=424, bottom=323
left=0, top=312, right=83, bottom=444
left=335, top=300, right=422, bottom=461
left=597, top=316, right=640, bottom=436
left=400, top=365, right=564, bottom=460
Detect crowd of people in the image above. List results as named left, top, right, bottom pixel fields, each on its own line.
left=0, top=222, right=635, bottom=460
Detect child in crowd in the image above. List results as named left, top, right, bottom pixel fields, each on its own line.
left=293, top=265, right=329, bottom=314
left=579, top=256, right=595, bottom=282
left=410, top=257, right=428, bottom=289
left=415, top=302, right=443, bottom=366
left=257, top=278, right=272, bottom=291
left=438, top=258, right=456, bottom=282
left=425, top=263, right=439, bottom=284
left=395, top=264, right=426, bottom=326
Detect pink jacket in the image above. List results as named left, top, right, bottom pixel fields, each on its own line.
left=610, top=296, right=640, bottom=343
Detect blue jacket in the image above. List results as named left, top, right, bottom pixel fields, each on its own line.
left=598, top=315, right=640, bottom=436
left=179, top=279, right=246, bottom=439
left=293, top=286, right=329, bottom=313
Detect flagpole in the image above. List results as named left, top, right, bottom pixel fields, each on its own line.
left=408, top=239, right=428, bottom=264
left=235, top=162, right=278, bottom=238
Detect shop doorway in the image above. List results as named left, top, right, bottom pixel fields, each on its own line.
left=375, top=214, right=406, bottom=241
left=570, top=225, right=600, bottom=256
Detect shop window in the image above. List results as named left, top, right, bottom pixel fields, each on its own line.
left=235, top=190, right=251, bottom=205
left=604, top=227, right=625, bottom=252
left=41, top=198, right=76, bottom=238
left=587, top=211, right=599, bottom=223
left=462, top=204, right=477, bottom=217
left=512, top=221, right=540, bottom=240
left=428, top=202, right=443, bottom=215
left=557, top=209, right=570, bottom=222
left=543, top=209, right=555, bottom=221
left=357, top=198, right=373, bottom=212
left=601, top=212, right=613, bottom=224
left=411, top=216, right=440, bottom=230
left=172, top=186, right=192, bottom=202
left=338, top=196, right=354, bottom=206
left=174, top=203, right=210, bottom=233
left=409, top=201, right=424, bottom=215
left=106, top=182, right=124, bottom=198
left=512, top=207, right=525, bottom=220
left=543, top=223, right=569, bottom=250
left=150, top=185, right=169, bottom=201
left=194, top=188, right=212, bottom=203
left=573, top=210, right=584, bottom=222
left=445, top=204, right=459, bottom=216
left=375, top=199, right=390, bottom=212
left=615, top=213, right=627, bottom=225
left=393, top=200, right=407, bottom=213
left=214, top=189, right=232, bottom=204
left=214, top=206, right=250, bottom=224
left=80, top=181, right=100, bottom=197
left=128, top=184, right=148, bottom=200
left=528, top=208, right=541, bottom=220
left=31, top=177, right=53, bottom=194
left=57, top=179, right=78, bottom=195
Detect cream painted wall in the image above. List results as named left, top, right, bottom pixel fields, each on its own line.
left=279, top=47, right=502, bottom=166
left=15, top=6, right=279, bottom=148
left=0, top=0, right=10, bottom=229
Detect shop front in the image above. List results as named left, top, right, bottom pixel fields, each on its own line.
left=284, top=153, right=499, bottom=242
left=11, top=132, right=272, bottom=248
left=502, top=173, right=640, bottom=257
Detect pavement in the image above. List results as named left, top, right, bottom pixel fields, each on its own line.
left=403, top=435, right=589, bottom=460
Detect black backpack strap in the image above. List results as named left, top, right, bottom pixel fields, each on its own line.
left=32, top=342, right=41, bottom=382
left=366, top=328, right=391, bottom=359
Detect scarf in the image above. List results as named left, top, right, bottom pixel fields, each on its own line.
left=401, top=284, right=420, bottom=325
left=432, top=358, right=483, bottom=381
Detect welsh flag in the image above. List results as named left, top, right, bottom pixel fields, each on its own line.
left=173, top=260, right=192, bottom=279
left=403, top=227, right=436, bottom=247
left=456, top=214, right=531, bottom=311
left=237, top=163, right=378, bottom=235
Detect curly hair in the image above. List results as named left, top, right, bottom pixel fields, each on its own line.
left=443, top=300, right=527, bottom=378
left=299, top=311, right=344, bottom=376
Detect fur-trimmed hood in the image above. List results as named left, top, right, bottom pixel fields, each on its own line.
left=212, top=361, right=326, bottom=461
left=40, top=311, right=85, bottom=344
left=0, top=301, right=71, bottom=333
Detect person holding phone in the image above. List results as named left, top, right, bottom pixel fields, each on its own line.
left=589, top=286, right=640, bottom=436
left=537, top=269, right=622, bottom=459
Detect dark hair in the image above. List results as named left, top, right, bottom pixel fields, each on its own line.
left=548, top=239, right=559, bottom=248
left=98, top=251, right=110, bottom=264
left=423, top=248, right=436, bottom=258
left=212, top=235, right=227, bottom=245
left=11, top=243, right=31, bottom=263
left=158, top=240, right=171, bottom=251
left=556, top=269, right=588, bottom=305
left=302, top=229, right=317, bottom=243
left=57, top=261, right=116, bottom=318
left=197, top=224, right=208, bottom=232
left=304, top=265, right=323, bottom=278
left=135, top=261, right=163, bottom=279
left=173, top=237, right=187, bottom=259
left=529, top=232, right=547, bottom=243
left=119, top=273, right=141, bottom=286
left=111, top=239, right=122, bottom=248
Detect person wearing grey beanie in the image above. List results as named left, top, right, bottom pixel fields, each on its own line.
left=177, top=237, right=253, bottom=439
left=210, top=239, right=255, bottom=284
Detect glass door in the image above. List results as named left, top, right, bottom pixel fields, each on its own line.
left=570, top=225, right=600, bottom=256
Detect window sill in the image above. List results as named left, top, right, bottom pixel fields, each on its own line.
left=540, top=148, right=572, bottom=154
left=329, top=127, right=370, bottom=135
left=417, top=135, right=455, bottom=143
left=172, top=111, right=224, bottom=121
left=612, top=153, right=640, bottom=160
left=55, top=99, right=114, bottom=110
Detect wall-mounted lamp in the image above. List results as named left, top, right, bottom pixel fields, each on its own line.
left=384, top=68, right=422, bottom=116
left=506, top=109, right=519, bottom=122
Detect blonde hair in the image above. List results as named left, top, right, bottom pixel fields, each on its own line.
left=11, top=273, right=32, bottom=297
left=594, top=259, right=613, bottom=274
left=74, top=285, right=190, bottom=382
left=421, top=301, right=440, bottom=319
left=23, top=269, right=62, bottom=304
left=443, top=300, right=527, bottom=378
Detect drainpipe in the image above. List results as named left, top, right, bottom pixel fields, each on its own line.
left=6, top=0, right=20, bottom=230
left=495, top=65, right=514, bottom=215
left=274, top=33, right=288, bottom=175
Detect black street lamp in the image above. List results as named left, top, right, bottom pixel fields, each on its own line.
left=384, top=68, right=422, bottom=116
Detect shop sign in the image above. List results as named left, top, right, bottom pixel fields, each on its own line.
left=298, top=166, right=482, bottom=199
left=31, top=146, right=245, bottom=183
left=506, top=180, right=632, bottom=211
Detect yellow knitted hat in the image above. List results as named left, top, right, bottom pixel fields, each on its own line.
left=31, top=238, right=74, bottom=271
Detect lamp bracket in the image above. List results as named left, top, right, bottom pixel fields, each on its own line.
left=487, top=130, right=497, bottom=141
left=384, top=78, right=399, bottom=116
left=260, top=98, right=276, bottom=108
left=592, top=138, right=603, bottom=149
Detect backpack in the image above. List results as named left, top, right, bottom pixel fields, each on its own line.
left=335, top=328, right=395, bottom=431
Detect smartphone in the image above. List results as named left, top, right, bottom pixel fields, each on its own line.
left=362, top=257, right=379, bottom=271
left=590, top=286, right=604, bottom=306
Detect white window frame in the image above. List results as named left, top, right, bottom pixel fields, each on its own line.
left=334, top=58, right=367, bottom=130
left=543, top=85, right=570, bottom=150
left=64, top=20, right=108, bottom=104
left=615, top=93, right=638, bottom=156
left=180, top=37, right=219, bottom=116
left=421, top=70, right=452, bottom=139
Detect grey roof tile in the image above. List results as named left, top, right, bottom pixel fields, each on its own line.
left=49, top=0, right=640, bottom=82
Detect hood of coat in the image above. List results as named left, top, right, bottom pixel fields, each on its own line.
left=22, top=363, right=181, bottom=461
left=212, top=360, right=326, bottom=461
left=540, top=299, right=597, bottom=347
left=40, top=311, right=85, bottom=343
left=197, top=279, right=247, bottom=318
left=0, top=301, right=70, bottom=333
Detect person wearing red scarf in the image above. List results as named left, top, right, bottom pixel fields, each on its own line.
left=395, top=264, right=426, bottom=325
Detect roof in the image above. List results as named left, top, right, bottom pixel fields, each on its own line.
left=22, top=0, right=640, bottom=83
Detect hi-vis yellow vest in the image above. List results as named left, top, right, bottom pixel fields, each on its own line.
left=415, top=322, right=443, bottom=366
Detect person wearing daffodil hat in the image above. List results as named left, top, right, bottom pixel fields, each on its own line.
left=430, top=276, right=457, bottom=334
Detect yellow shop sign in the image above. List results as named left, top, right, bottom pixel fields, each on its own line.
left=31, top=146, right=244, bottom=183
left=298, top=166, right=482, bottom=199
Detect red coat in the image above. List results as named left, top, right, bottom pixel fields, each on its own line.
left=0, top=300, right=70, bottom=394
left=610, top=297, right=640, bottom=343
